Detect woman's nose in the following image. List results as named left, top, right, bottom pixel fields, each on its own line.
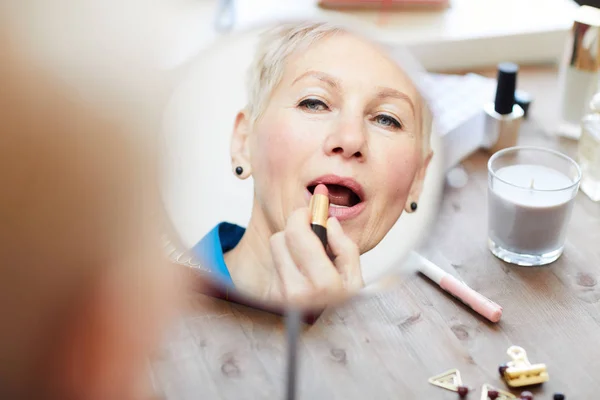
left=323, top=118, right=367, bottom=160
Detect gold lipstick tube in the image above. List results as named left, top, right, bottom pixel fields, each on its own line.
left=309, top=193, right=329, bottom=249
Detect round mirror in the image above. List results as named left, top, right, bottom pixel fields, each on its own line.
left=161, top=17, right=445, bottom=315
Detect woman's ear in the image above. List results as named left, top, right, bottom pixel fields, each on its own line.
left=230, top=109, right=252, bottom=179
left=405, top=150, right=433, bottom=213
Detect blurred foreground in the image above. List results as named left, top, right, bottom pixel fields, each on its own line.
left=0, top=20, right=181, bottom=400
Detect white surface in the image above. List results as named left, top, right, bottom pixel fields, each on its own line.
left=1, top=0, right=220, bottom=70
left=423, top=73, right=496, bottom=169
left=230, top=0, right=580, bottom=70
left=233, top=0, right=576, bottom=40
left=0, top=0, right=221, bottom=120
left=161, top=26, right=445, bottom=285
left=4, top=0, right=580, bottom=72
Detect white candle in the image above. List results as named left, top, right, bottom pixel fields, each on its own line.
left=488, top=160, right=579, bottom=265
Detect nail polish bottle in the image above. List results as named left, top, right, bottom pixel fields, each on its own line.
left=482, top=62, right=524, bottom=154
left=556, top=5, right=600, bottom=140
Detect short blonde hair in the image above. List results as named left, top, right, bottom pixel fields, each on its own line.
left=245, top=20, right=433, bottom=160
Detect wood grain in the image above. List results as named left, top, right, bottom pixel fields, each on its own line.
left=151, top=66, right=600, bottom=399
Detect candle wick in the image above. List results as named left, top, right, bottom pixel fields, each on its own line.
left=530, top=179, right=535, bottom=189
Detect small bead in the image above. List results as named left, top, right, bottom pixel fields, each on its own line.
left=520, top=391, right=533, bottom=400
left=553, top=394, right=565, bottom=400
left=498, top=364, right=508, bottom=376
left=410, top=201, right=417, bottom=211
left=487, top=389, right=499, bottom=399
left=457, top=386, right=469, bottom=397
left=235, top=166, right=243, bottom=176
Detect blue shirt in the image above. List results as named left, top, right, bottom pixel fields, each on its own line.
left=191, top=222, right=245, bottom=287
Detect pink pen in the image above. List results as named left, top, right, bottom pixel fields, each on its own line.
left=415, top=254, right=503, bottom=323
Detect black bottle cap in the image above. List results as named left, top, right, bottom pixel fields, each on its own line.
left=494, top=62, right=519, bottom=115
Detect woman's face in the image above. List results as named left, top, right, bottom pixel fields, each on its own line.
left=238, top=32, right=429, bottom=253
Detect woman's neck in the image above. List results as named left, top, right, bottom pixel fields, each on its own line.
left=223, top=202, right=277, bottom=301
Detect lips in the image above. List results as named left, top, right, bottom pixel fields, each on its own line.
left=306, top=175, right=366, bottom=221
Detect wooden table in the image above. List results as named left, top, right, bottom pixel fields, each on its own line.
left=150, top=66, right=600, bottom=399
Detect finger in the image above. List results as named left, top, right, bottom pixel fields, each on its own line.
left=269, top=231, right=312, bottom=303
left=284, top=208, right=343, bottom=294
left=326, top=217, right=364, bottom=292
left=272, top=231, right=346, bottom=310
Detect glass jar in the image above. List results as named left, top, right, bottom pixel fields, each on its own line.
left=578, top=92, right=600, bottom=202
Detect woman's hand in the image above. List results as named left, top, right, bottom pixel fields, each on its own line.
left=268, top=208, right=365, bottom=309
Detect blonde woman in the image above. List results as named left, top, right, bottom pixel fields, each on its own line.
left=194, top=21, right=433, bottom=307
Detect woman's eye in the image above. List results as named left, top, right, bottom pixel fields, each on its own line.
left=375, top=114, right=402, bottom=129
left=298, top=98, right=329, bottom=112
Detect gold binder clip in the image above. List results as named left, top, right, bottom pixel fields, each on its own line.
left=501, top=346, right=549, bottom=387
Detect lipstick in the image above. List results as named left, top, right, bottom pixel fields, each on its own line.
left=306, top=176, right=365, bottom=222
left=309, top=184, right=329, bottom=249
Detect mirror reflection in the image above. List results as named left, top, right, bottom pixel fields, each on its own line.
left=162, top=19, right=443, bottom=314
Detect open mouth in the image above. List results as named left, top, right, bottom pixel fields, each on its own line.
left=307, top=183, right=362, bottom=208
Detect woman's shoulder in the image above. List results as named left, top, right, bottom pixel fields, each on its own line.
left=215, top=222, right=246, bottom=252
left=191, top=222, right=246, bottom=285
left=195, top=222, right=246, bottom=247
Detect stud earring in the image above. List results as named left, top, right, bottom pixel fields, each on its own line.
left=410, top=202, right=418, bottom=212
left=235, top=166, right=243, bottom=176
